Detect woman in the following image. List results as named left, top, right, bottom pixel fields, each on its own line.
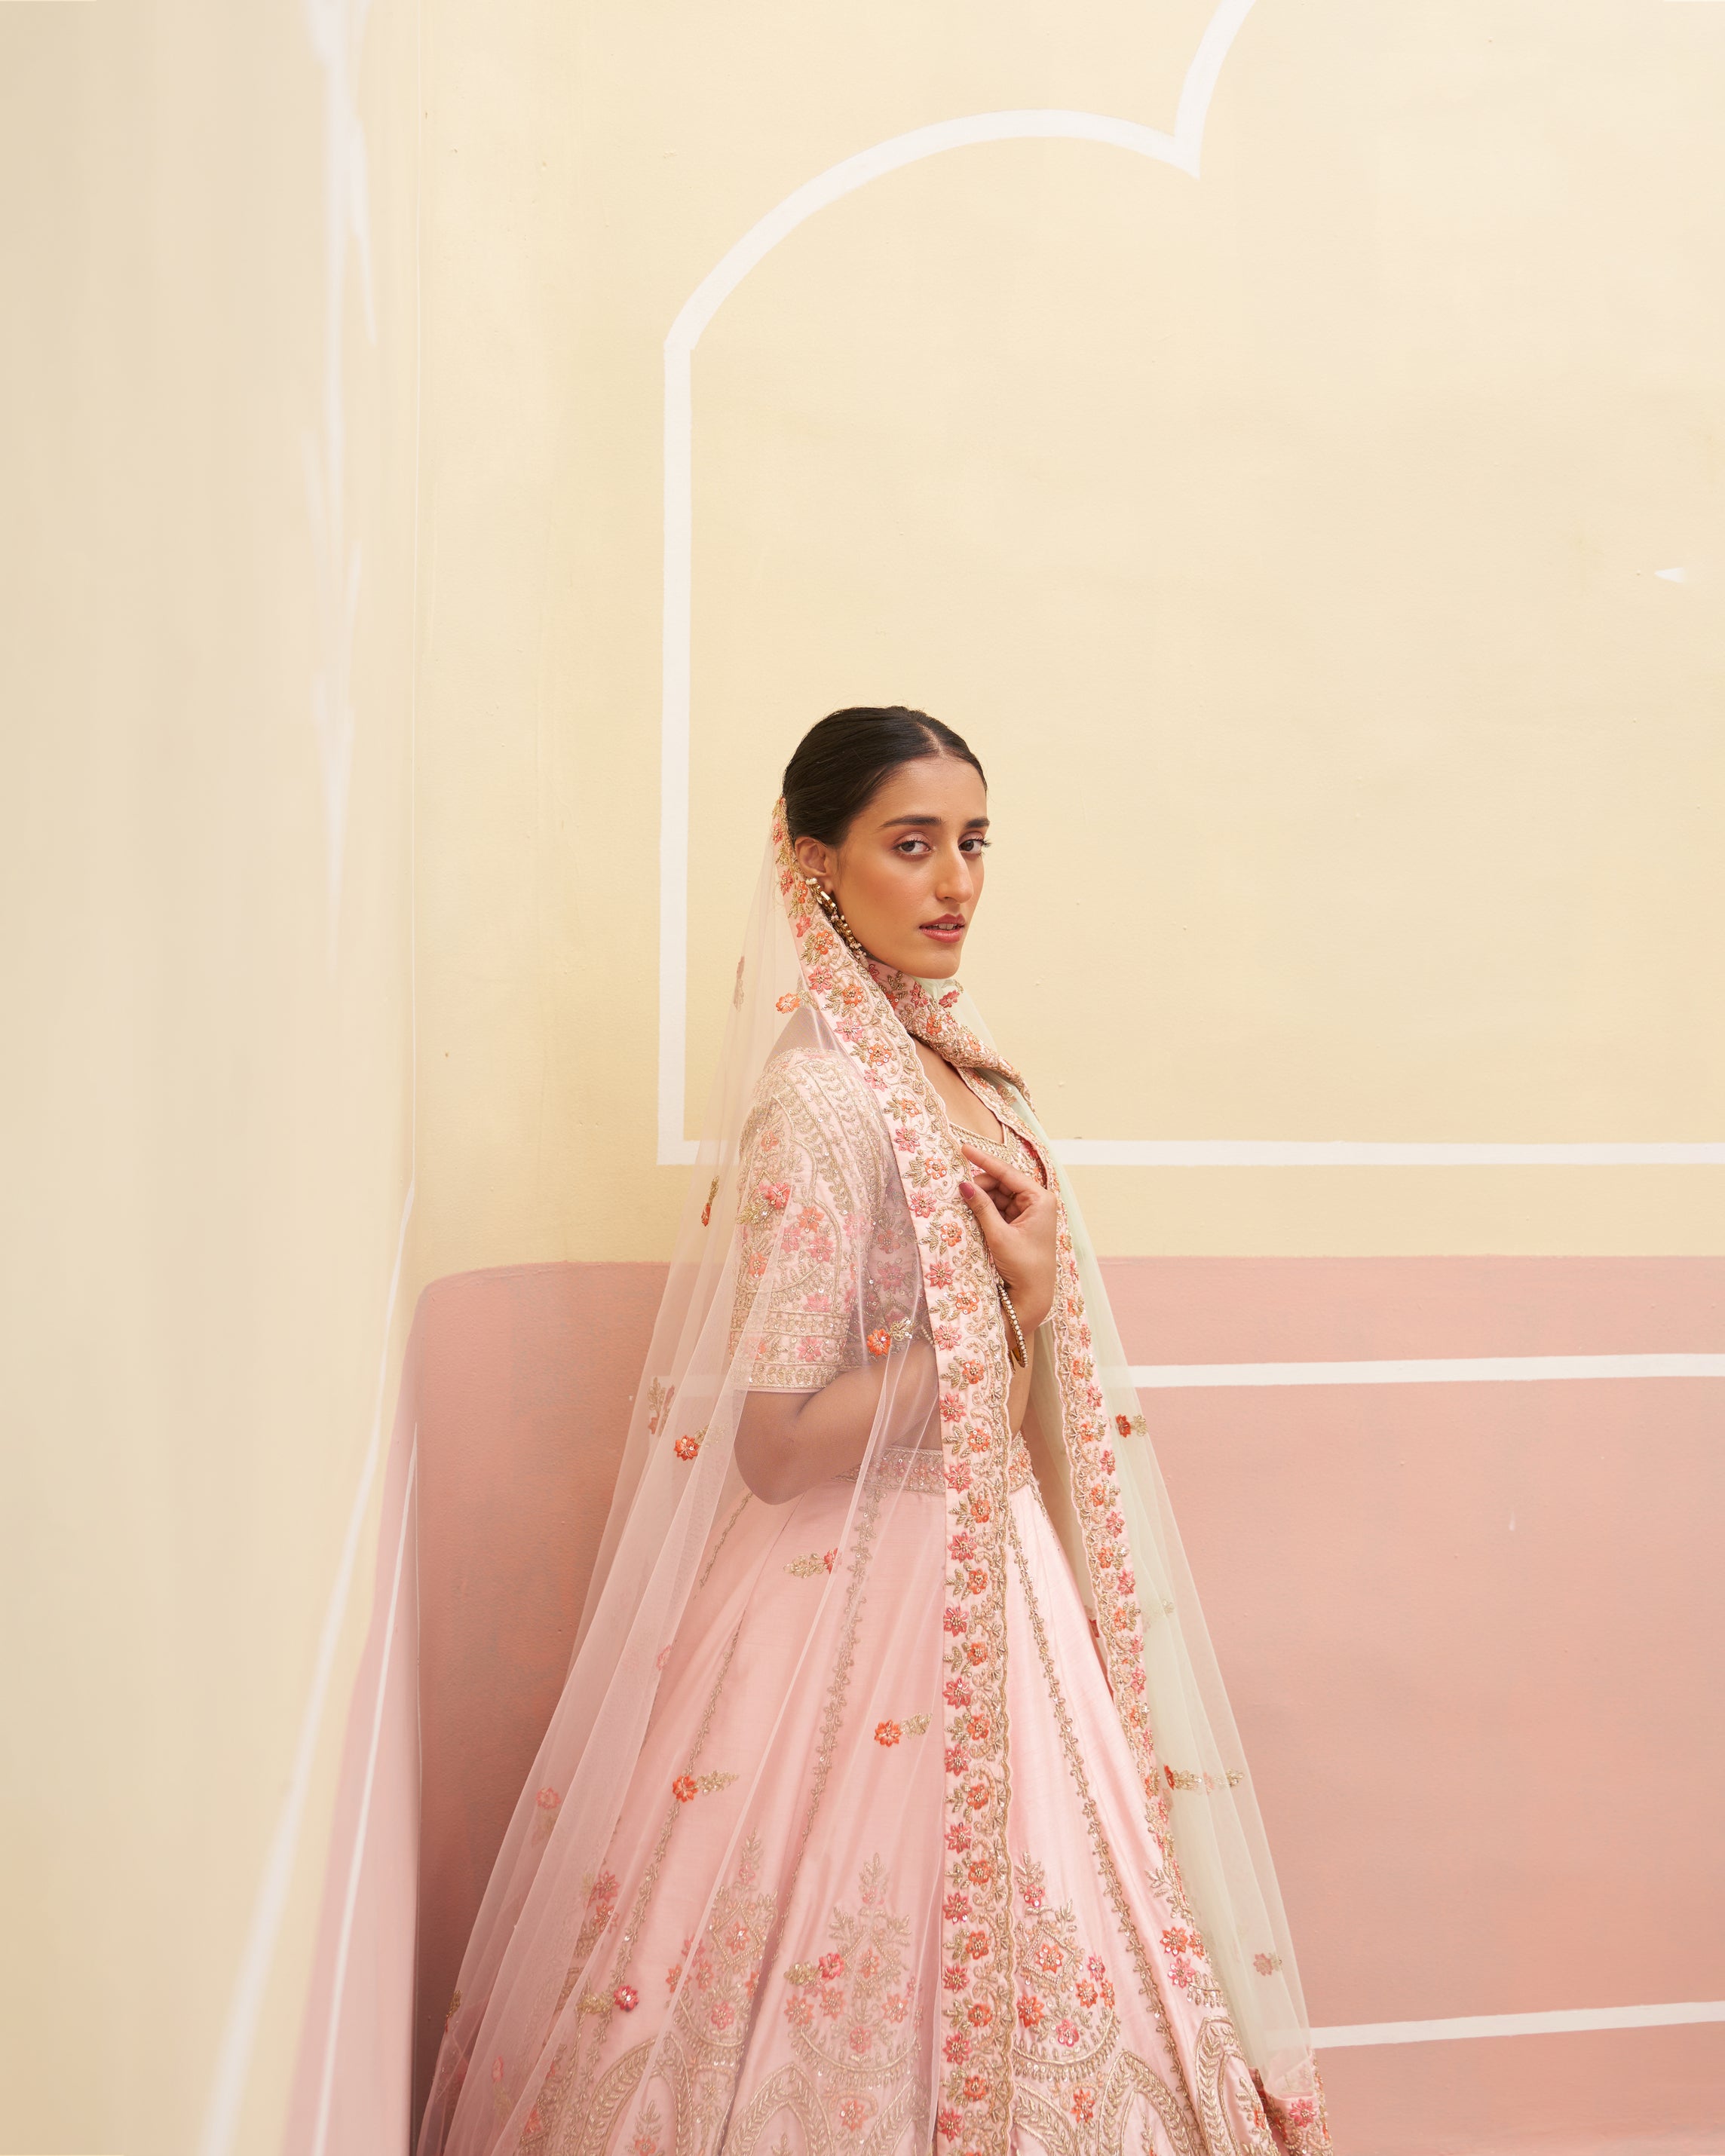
left=418, top=709, right=1333, bottom=2156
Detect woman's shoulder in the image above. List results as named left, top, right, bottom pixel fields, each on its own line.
left=746, top=1016, right=887, bottom=1165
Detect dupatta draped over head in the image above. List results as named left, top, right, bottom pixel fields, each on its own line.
left=418, top=803, right=1333, bottom=2156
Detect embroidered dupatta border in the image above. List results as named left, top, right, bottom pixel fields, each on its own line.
left=772, top=807, right=1016, bottom=2153
left=872, top=978, right=1313, bottom=2156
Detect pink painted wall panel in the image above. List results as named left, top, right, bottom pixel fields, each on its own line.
left=400, top=1257, right=1725, bottom=2155
left=411, top=1263, right=664, bottom=2135
left=1319, top=2023, right=1725, bottom=2156
left=1147, top=1377, right=1725, bottom=2022
left=1098, top=1256, right=1725, bottom=1364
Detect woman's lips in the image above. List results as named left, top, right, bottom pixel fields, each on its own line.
left=919, top=917, right=966, bottom=943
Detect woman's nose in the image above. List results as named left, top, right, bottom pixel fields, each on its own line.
left=935, top=849, right=976, bottom=904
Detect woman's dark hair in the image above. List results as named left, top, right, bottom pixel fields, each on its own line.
left=783, top=706, right=986, bottom=847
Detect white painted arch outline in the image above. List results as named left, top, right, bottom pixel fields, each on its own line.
left=656, top=0, right=1724, bottom=1172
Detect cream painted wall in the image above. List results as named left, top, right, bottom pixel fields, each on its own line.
left=1, top=3, right=419, bottom=2152
left=5, top=1, right=1722, bottom=2151
left=417, top=0, right=1723, bottom=1275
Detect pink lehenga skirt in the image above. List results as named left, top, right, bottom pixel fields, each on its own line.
left=464, top=1435, right=1272, bottom=2156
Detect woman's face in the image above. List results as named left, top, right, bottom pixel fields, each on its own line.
left=792, top=754, right=989, bottom=979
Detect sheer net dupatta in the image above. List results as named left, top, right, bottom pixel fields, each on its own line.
left=415, top=800, right=1335, bottom=2156
left=416, top=816, right=955, bottom=2156
left=923, top=981, right=1333, bottom=2152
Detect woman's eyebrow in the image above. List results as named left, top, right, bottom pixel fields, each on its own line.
left=879, top=814, right=991, bottom=830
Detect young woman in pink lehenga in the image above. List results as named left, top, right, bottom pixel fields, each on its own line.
left=417, top=709, right=1334, bottom=2156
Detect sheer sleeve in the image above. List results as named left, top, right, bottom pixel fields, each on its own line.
left=726, top=1045, right=884, bottom=1391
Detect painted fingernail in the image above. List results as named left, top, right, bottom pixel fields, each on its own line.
left=958, top=1181, right=976, bottom=1198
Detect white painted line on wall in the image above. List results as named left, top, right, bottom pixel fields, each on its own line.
left=310, top=1440, right=418, bottom=2156
left=1057, top=1138, right=1725, bottom=1165
left=658, top=1, right=1261, bottom=1165
left=1313, top=1999, right=1725, bottom=2047
left=1129, top=1353, right=1725, bottom=1389
left=198, top=1181, right=415, bottom=2156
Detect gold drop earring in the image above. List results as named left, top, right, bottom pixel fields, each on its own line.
left=802, top=869, right=870, bottom=966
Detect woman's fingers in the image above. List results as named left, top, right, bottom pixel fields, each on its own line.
left=957, top=1178, right=1015, bottom=1265
left=957, top=1139, right=1037, bottom=1197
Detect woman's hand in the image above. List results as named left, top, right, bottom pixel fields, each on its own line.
left=957, top=1141, right=1058, bottom=1334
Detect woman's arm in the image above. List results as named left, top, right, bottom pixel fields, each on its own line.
left=733, top=1337, right=939, bottom=1505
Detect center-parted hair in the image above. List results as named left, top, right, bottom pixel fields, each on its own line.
left=782, top=706, right=987, bottom=847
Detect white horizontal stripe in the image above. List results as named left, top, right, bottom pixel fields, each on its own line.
left=1313, top=1998, right=1725, bottom=2047
left=1129, top=1354, right=1725, bottom=1389
left=1054, top=1139, right=1725, bottom=1166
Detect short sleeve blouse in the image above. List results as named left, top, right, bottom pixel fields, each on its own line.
left=726, top=1046, right=919, bottom=1392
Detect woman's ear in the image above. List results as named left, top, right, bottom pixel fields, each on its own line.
left=792, top=835, right=835, bottom=888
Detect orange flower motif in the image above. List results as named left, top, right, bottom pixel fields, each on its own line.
left=1116, top=1413, right=1132, bottom=1438
left=866, top=1327, right=891, bottom=1357
left=535, top=1786, right=559, bottom=1811
left=614, top=1983, right=639, bottom=2011
left=673, top=1433, right=700, bottom=1461
left=875, top=1720, right=902, bottom=1747
left=775, top=991, right=801, bottom=1012
left=672, top=1775, right=697, bottom=1803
